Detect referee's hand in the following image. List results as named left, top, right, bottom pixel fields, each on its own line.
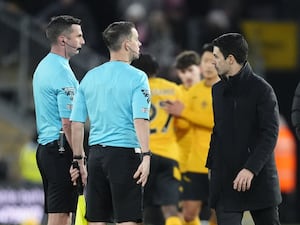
left=133, top=156, right=150, bottom=187
left=70, top=162, right=87, bottom=186
left=70, top=165, right=80, bottom=185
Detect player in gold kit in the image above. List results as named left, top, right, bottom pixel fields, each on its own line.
left=166, top=44, right=219, bottom=225
left=132, top=54, right=183, bottom=225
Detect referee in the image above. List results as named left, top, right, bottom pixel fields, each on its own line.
left=70, top=21, right=151, bottom=225
left=32, top=15, right=85, bottom=225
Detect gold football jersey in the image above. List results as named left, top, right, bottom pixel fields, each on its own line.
left=181, top=81, right=214, bottom=173
left=149, top=77, right=182, bottom=161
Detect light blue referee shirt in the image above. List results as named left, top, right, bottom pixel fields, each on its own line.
left=33, top=53, right=79, bottom=145
left=70, top=61, right=151, bottom=147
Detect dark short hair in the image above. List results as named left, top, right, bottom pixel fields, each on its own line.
left=46, top=15, right=81, bottom=44
left=102, top=21, right=135, bottom=51
left=200, top=43, right=213, bottom=57
left=174, top=50, right=200, bottom=70
left=131, top=54, right=159, bottom=78
left=212, top=33, right=248, bottom=65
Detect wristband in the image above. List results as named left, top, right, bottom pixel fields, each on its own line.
left=73, top=155, right=83, bottom=160
left=141, top=151, right=152, bottom=157
left=73, top=155, right=87, bottom=165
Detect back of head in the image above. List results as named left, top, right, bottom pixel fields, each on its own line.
left=46, top=15, right=81, bottom=44
left=174, top=50, right=200, bottom=70
left=131, top=54, right=159, bottom=78
left=102, top=21, right=135, bottom=52
left=212, top=33, right=248, bottom=65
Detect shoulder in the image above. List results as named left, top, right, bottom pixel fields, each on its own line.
left=189, top=81, right=205, bottom=92
left=249, top=73, right=274, bottom=93
left=150, top=77, right=180, bottom=95
left=211, top=80, right=223, bottom=95
left=153, top=77, right=178, bottom=87
left=128, top=64, right=148, bottom=78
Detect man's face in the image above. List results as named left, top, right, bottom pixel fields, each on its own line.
left=212, top=46, right=230, bottom=77
left=177, top=64, right=200, bottom=89
left=200, top=51, right=218, bottom=80
left=127, top=28, right=142, bottom=61
left=63, top=24, right=85, bottom=58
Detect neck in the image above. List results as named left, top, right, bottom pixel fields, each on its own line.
left=227, top=63, right=244, bottom=77
left=51, top=45, right=69, bottom=59
left=110, top=51, right=131, bottom=64
left=204, top=76, right=220, bottom=87
left=111, top=59, right=130, bottom=63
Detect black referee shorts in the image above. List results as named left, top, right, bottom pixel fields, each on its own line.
left=36, top=141, right=78, bottom=213
left=86, top=145, right=143, bottom=223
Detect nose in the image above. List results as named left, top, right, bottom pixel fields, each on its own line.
left=208, top=60, right=215, bottom=68
left=185, top=72, right=193, bottom=78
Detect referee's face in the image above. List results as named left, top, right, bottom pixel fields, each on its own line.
left=64, top=24, right=85, bottom=58
left=127, top=28, right=141, bottom=61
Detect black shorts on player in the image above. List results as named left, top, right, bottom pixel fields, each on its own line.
left=144, top=154, right=181, bottom=206
left=181, top=172, right=209, bottom=201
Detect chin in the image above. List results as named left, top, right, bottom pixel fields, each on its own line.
left=133, top=54, right=140, bottom=60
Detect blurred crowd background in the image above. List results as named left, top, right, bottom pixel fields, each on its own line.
left=0, top=0, right=300, bottom=224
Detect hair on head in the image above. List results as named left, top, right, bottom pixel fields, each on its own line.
left=212, top=33, right=248, bottom=65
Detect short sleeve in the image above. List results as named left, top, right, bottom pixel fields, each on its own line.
left=70, top=85, right=88, bottom=123
left=132, top=74, right=151, bottom=120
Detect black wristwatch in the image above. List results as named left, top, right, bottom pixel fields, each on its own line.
left=73, top=155, right=84, bottom=160
left=141, top=151, right=152, bottom=157
left=73, top=155, right=87, bottom=164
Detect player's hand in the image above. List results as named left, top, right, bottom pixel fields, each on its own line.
left=233, top=168, right=254, bottom=192
left=133, top=156, right=150, bottom=187
left=70, top=162, right=87, bottom=186
left=164, top=100, right=184, bottom=117
left=79, top=163, right=88, bottom=186
left=70, top=164, right=80, bottom=186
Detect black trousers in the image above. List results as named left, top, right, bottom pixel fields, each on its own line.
left=216, top=200, right=281, bottom=225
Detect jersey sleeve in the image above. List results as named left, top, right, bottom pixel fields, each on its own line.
left=56, top=70, right=78, bottom=119
left=70, top=85, right=88, bottom=123
left=132, top=74, right=151, bottom=120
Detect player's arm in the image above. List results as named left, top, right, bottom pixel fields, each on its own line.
left=181, top=106, right=214, bottom=129
left=132, top=74, right=151, bottom=187
left=165, top=99, right=214, bottom=129
left=71, top=121, right=87, bottom=185
left=133, top=118, right=150, bottom=187
left=134, top=118, right=150, bottom=154
left=62, top=118, right=72, bottom=148
left=69, top=85, right=88, bottom=185
left=71, top=121, right=85, bottom=159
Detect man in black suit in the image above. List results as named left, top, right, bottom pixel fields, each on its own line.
left=206, top=33, right=282, bottom=225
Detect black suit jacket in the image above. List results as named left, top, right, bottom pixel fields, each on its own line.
left=206, top=62, right=282, bottom=211
left=291, top=81, right=300, bottom=139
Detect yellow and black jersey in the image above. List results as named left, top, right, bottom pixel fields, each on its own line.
left=181, top=81, right=214, bottom=173
left=149, top=77, right=182, bottom=161
left=174, top=85, right=193, bottom=173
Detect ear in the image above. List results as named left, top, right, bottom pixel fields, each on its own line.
left=58, top=36, right=65, bottom=46
left=228, top=54, right=235, bottom=64
left=124, top=40, right=130, bottom=51
left=125, top=43, right=129, bottom=51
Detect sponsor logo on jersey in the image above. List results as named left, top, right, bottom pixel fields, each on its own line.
left=141, top=89, right=151, bottom=103
left=62, top=87, right=76, bottom=100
